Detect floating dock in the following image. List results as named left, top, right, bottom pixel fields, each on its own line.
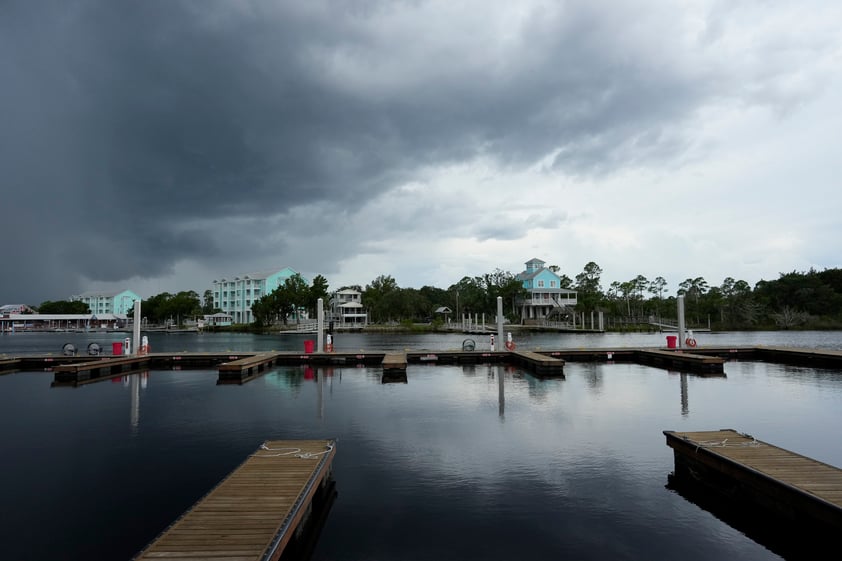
left=510, top=350, right=565, bottom=377
left=133, top=439, right=336, bottom=561
left=381, top=352, right=407, bottom=372
left=2, top=345, right=837, bottom=385
left=664, top=429, right=842, bottom=531
left=218, top=352, right=284, bottom=384
left=52, top=355, right=152, bottom=384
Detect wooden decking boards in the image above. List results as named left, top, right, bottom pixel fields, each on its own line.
left=133, top=439, right=336, bottom=561
left=381, top=352, right=407, bottom=372
left=664, top=429, right=842, bottom=530
left=218, top=352, right=285, bottom=384
left=510, top=350, right=565, bottom=377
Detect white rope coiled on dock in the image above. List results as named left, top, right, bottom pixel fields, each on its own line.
left=253, top=441, right=335, bottom=459
left=694, top=433, right=760, bottom=453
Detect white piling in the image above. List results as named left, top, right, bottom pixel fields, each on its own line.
left=677, top=295, right=686, bottom=348
left=132, top=300, right=141, bottom=355
left=496, top=297, right=504, bottom=352
left=317, top=298, right=324, bottom=352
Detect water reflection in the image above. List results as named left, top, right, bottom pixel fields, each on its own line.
left=666, top=471, right=831, bottom=561
left=497, top=365, right=505, bottom=419
left=119, top=371, right=148, bottom=433
left=580, top=361, right=604, bottom=393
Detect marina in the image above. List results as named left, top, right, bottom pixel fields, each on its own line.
left=1, top=330, right=842, bottom=561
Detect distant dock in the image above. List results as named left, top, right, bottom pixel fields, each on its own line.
left=5, top=345, right=842, bottom=386
left=133, top=439, right=336, bottom=561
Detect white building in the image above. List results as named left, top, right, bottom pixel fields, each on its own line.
left=328, top=288, right=367, bottom=328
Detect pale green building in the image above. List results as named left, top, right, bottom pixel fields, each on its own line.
left=212, top=267, right=302, bottom=324
left=70, top=289, right=141, bottom=315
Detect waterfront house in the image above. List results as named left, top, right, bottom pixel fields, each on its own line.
left=212, top=267, right=303, bottom=324
left=328, top=288, right=368, bottom=328
left=202, top=312, right=233, bottom=327
left=70, top=290, right=141, bottom=316
left=515, top=258, right=577, bottom=321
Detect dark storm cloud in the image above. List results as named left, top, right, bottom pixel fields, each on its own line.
left=0, top=0, right=738, bottom=301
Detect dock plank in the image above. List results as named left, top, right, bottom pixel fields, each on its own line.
left=133, top=439, right=336, bottom=561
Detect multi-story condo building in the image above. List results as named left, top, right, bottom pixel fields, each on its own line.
left=70, top=290, right=141, bottom=316
left=516, top=258, right=577, bottom=321
left=212, top=267, right=301, bottom=324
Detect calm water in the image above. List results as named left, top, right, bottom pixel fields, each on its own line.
left=1, top=331, right=842, bottom=560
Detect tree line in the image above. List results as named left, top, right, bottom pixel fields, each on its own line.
left=29, top=264, right=842, bottom=330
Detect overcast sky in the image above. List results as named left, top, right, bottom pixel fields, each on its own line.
left=2, top=0, right=840, bottom=303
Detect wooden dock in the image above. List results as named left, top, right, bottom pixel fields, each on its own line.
left=52, top=355, right=152, bottom=384
left=133, top=439, right=337, bottom=561
left=382, top=352, right=407, bottom=372
left=664, top=429, right=842, bottom=531
left=636, top=349, right=725, bottom=375
left=218, top=352, right=284, bottom=384
left=510, top=350, right=565, bottom=377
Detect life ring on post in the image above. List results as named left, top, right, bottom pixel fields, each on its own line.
left=685, top=338, right=697, bottom=348
left=326, top=343, right=334, bottom=353
left=505, top=340, right=516, bottom=351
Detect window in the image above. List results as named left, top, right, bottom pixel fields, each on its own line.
left=550, top=280, right=557, bottom=287
left=537, top=280, right=544, bottom=288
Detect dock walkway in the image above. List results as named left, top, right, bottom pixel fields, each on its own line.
left=133, top=439, right=336, bottom=561
left=664, top=429, right=842, bottom=530
left=218, top=352, right=284, bottom=384
left=511, top=350, right=564, bottom=376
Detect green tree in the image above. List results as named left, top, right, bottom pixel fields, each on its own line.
left=38, top=300, right=90, bottom=314
left=575, top=261, right=603, bottom=313
left=307, top=274, right=330, bottom=316
left=364, top=275, right=399, bottom=323
left=202, top=289, right=215, bottom=315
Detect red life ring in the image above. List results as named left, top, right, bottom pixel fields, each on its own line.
left=505, top=341, right=516, bottom=351
left=326, top=343, right=334, bottom=353
left=685, top=338, right=697, bottom=348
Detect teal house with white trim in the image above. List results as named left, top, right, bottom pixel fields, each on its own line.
left=516, top=258, right=577, bottom=321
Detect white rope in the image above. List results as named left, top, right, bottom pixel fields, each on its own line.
left=252, top=441, right=335, bottom=459
left=694, top=434, right=761, bottom=452
left=252, top=444, right=302, bottom=457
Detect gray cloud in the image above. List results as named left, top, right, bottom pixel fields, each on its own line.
left=1, top=0, right=836, bottom=302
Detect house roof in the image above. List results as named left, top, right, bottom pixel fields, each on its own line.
left=435, top=306, right=452, bottom=313
left=338, top=301, right=363, bottom=308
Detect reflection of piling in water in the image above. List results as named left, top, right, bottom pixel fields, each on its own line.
left=497, top=365, right=505, bottom=418
left=130, top=373, right=140, bottom=430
